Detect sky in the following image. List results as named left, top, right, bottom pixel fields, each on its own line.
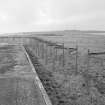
left=0, top=0, right=105, bottom=33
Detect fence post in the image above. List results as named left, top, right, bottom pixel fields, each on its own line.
left=16, top=77, right=18, bottom=105
left=45, top=44, right=48, bottom=65
left=37, top=41, right=40, bottom=57
left=59, top=54, right=61, bottom=66
left=62, top=43, right=65, bottom=67
left=34, top=39, right=36, bottom=55
left=41, top=42, right=44, bottom=59
left=36, top=40, right=38, bottom=57
left=75, top=45, right=78, bottom=74
left=55, top=47, right=58, bottom=61
left=87, top=49, right=90, bottom=72
left=50, top=46, right=53, bottom=57
left=52, top=47, right=55, bottom=71
left=38, top=41, right=41, bottom=57
left=39, top=42, right=42, bottom=58
left=85, top=49, right=90, bottom=95
left=40, top=42, right=42, bottom=58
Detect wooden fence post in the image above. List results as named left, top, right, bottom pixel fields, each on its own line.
left=55, top=48, right=58, bottom=61
left=62, top=43, right=65, bottom=67
left=16, top=77, right=18, bottom=105
left=39, top=42, right=42, bottom=58
left=52, top=47, right=55, bottom=71
left=41, top=42, right=44, bottom=59
left=35, top=40, right=37, bottom=56
left=37, top=41, right=40, bottom=57
left=36, top=40, right=38, bottom=56
left=50, top=46, right=53, bottom=57
left=85, top=49, right=90, bottom=95
left=87, top=49, right=90, bottom=72
left=75, top=45, right=78, bottom=74
left=45, top=44, right=48, bottom=65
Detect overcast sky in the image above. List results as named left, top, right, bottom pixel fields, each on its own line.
left=0, top=0, right=105, bottom=33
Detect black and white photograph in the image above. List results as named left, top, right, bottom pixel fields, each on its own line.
left=0, top=0, right=105, bottom=105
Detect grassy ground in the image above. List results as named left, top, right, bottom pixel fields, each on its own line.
left=1, top=32, right=105, bottom=105
left=0, top=45, right=46, bottom=105
left=26, top=39, right=105, bottom=105
left=0, top=77, right=43, bottom=105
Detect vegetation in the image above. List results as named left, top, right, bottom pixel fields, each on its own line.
left=0, top=45, right=46, bottom=105
left=25, top=41, right=105, bottom=105
left=0, top=32, right=105, bottom=105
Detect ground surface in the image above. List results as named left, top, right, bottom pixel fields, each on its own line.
left=25, top=31, right=105, bottom=105
left=1, top=31, right=105, bottom=105
left=0, top=45, right=46, bottom=105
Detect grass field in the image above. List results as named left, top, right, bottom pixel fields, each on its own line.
left=24, top=30, right=105, bottom=105
left=1, top=30, right=105, bottom=105
left=0, top=45, right=46, bottom=105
